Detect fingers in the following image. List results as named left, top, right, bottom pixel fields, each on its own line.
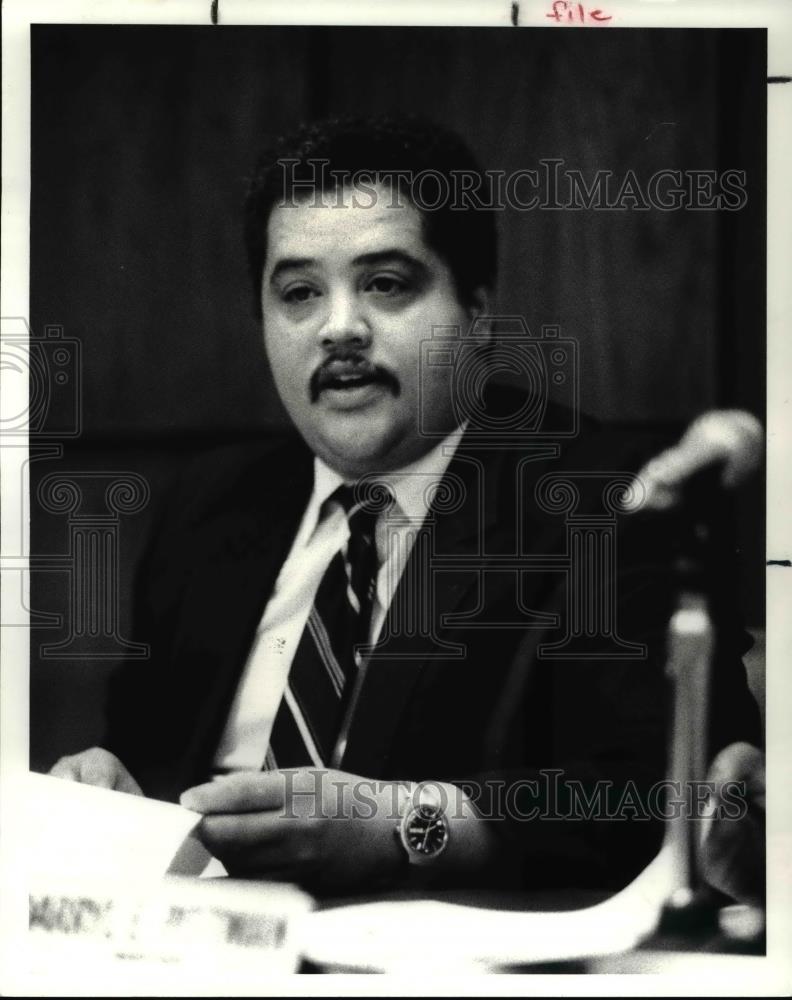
left=708, top=741, right=765, bottom=783
left=182, top=770, right=341, bottom=882
left=50, top=748, right=143, bottom=795
left=194, top=810, right=322, bottom=880
left=197, top=810, right=288, bottom=849
left=50, top=755, right=88, bottom=782
left=113, top=766, right=145, bottom=796
left=180, top=770, right=287, bottom=814
left=701, top=742, right=766, bottom=905
left=708, top=742, right=765, bottom=809
left=701, top=804, right=765, bottom=905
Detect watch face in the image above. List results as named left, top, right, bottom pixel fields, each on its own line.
left=402, top=803, right=449, bottom=859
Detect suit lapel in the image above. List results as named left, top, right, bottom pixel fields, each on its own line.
left=168, top=417, right=577, bottom=784
left=171, top=443, right=315, bottom=782
left=341, top=438, right=567, bottom=776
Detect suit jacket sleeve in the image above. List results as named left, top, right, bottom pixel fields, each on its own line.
left=381, top=421, right=762, bottom=893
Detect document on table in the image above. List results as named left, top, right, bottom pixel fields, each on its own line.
left=13, top=772, right=313, bottom=991
left=300, top=843, right=680, bottom=972
left=17, top=771, right=677, bottom=978
left=23, top=770, right=212, bottom=881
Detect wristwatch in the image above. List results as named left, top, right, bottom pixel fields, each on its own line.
left=395, top=782, right=450, bottom=866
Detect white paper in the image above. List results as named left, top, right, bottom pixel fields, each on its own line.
left=21, top=773, right=313, bottom=989
left=23, top=771, right=205, bottom=883
left=301, top=842, right=677, bottom=972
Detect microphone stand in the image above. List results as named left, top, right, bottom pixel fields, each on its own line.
left=652, top=465, right=761, bottom=946
left=656, top=549, right=721, bottom=935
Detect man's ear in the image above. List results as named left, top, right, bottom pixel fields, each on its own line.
left=465, top=286, right=493, bottom=339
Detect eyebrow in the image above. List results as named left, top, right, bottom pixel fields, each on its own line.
left=268, top=257, right=315, bottom=284
left=268, top=249, right=428, bottom=286
left=352, top=250, right=427, bottom=272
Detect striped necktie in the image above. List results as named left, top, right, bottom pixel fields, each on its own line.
left=265, top=482, right=394, bottom=770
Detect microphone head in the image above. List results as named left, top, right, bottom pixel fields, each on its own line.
left=626, top=410, right=764, bottom=513
left=684, top=410, right=763, bottom=489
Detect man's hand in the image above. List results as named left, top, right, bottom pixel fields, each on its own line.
left=180, top=768, right=404, bottom=892
left=180, top=769, right=498, bottom=894
left=701, top=741, right=765, bottom=906
left=50, top=747, right=143, bottom=796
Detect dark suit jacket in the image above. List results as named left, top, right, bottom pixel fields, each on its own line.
left=106, top=396, right=761, bottom=893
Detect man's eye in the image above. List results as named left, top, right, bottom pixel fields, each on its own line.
left=282, top=285, right=319, bottom=304
left=365, top=274, right=409, bottom=296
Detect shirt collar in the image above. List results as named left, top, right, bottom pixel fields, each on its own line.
left=302, top=423, right=467, bottom=542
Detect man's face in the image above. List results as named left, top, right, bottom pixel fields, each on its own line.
left=261, top=184, right=481, bottom=478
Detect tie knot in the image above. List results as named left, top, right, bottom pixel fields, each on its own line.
left=334, top=480, right=395, bottom=535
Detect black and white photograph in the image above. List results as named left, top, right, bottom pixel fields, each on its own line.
left=1, top=0, right=790, bottom=992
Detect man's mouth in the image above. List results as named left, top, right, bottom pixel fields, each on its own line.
left=310, top=359, right=400, bottom=403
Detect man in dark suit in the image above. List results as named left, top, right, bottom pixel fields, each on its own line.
left=51, top=115, right=761, bottom=898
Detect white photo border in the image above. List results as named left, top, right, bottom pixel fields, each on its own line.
left=2, top=0, right=790, bottom=995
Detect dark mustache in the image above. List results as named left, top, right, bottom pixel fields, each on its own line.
left=309, top=352, right=400, bottom=402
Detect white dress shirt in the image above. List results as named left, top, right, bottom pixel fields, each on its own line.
left=212, top=424, right=466, bottom=774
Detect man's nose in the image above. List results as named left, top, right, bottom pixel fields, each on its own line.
left=319, top=291, right=372, bottom=349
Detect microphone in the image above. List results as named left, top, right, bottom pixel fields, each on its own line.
left=637, top=412, right=762, bottom=931
left=627, top=410, right=763, bottom=513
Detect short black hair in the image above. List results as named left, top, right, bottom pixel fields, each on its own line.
left=244, top=113, right=498, bottom=319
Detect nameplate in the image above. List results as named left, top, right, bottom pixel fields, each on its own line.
left=27, top=873, right=313, bottom=987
